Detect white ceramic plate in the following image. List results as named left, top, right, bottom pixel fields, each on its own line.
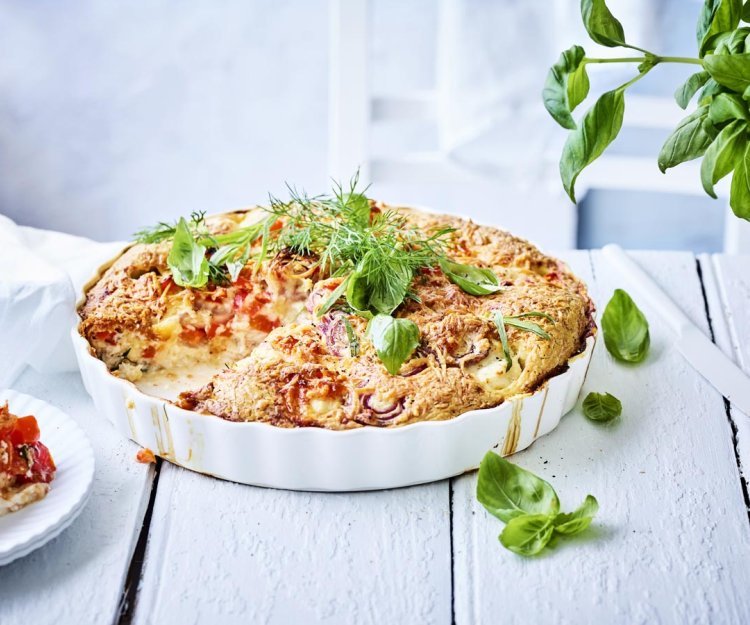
left=0, top=390, right=95, bottom=566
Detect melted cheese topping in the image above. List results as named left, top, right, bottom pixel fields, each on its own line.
left=80, top=205, right=594, bottom=428
left=467, top=346, right=522, bottom=391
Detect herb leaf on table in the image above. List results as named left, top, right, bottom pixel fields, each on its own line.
left=476, top=452, right=599, bottom=556
left=477, top=452, right=560, bottom=523
left=500, top=514, right=556, bottom=557
left=601, top=289, right=650, bottom=363
left=553, top=495, right=600, bottom=535
left=582, top=392, right=622, bottom=422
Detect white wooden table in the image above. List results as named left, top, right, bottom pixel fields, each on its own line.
left=2, top=251, right=750, bottom=625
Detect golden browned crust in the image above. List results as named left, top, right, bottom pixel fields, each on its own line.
left=79, top=205, right=595, bottom=429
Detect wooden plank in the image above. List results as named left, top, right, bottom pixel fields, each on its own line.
left=706, top=254, right=750, bottom=492
left=0, top=368, right=154, bottom=624
left=453, top=250, right=750, bottom=624
left=134, top=464, right=452, bottom=625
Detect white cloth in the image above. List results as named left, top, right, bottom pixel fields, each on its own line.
left=0, top=214, right=124, bottom=386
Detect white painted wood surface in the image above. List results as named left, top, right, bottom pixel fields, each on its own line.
left=706, top=255, right=750, bottom=488
left=2, top=252, right=750, bottom=625
left=135, top=466, right=451, bottom=625
left=0, top=369, right=154, bottom=624
left=453, top=251, right=750, bottom=625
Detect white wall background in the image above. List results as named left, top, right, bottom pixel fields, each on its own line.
left=0, top=0, right=728, bottom=251
left=0, top=1, right=330, bottom=240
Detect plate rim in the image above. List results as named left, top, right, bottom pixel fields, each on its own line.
left=0, top=389, right=95, bottom=564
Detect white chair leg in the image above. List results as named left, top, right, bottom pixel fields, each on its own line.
left=328, top=0, right=369, bottom=182
left=724, top=202, right=750, bottom=253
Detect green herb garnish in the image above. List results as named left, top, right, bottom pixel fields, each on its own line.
left=476, top=452, right=599, bottom=556
left=167, top=217, right=210, bottom=288
left=545, top=0, right=750, bottom=220
left=366, top=314, right=420, bottom=375
left=582, top=391, right=623, bottom=422
left=133, top=174, right=556, bottom=374
left=439, top=258, right=502, bottom=295
left=601, top=289, right=650, bottom=363
left=492, top=311, right=555, bottom=371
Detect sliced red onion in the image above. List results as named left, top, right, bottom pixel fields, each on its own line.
left=458, top=345, right=490, bottom=365
left=305, top=289, right=324, bottom=313
left=362, top=394, right=405, bottom=421
left=400, top=362, right=427, bottom=377
left=318, top=312, right=348, bottom=357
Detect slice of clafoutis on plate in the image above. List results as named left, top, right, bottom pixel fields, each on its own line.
left=0, top=402, right=56, bottom=516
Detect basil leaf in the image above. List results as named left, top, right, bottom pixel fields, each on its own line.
left=503, top=318, right=551, bottom=340
left=543, top=45, right=588, bottom=130
left=708, top=92, right=749, bottom=123
left=560, top=88, right=625, bottom=202
left=580, top=0, right=627, bottom=48
left=476, top=452, right=560, bottom=524
left=704, top=52, right=750, bottom=91
left=730, top=141, right=750, bottom=218
left=582, top=391, right=622, bottom=422
left=658, top=106, right=717, bottom=173
left=369, top=264, right=412, bottom=315
left=568, top=54, right=590, bottom=112
left=553, top=495, right=599, bottom=535
left=499, top=514, right=555, bottom=557
left=744, top=0, right=750, bottom=21
left=674, top=71, right=711, bottom=109
left=492, top=312, right=514, bottom=372
left=698, top=0, right=742, bottom=54
left=440, top=258, right=502, bottom=296
left=366, top=314, right=420, bottom=375
left=601, top=289, right=650, bottom=363
left=701, top=119, right=746, bottom=198
left=167, top=217, right=209, bottom=288
left=346, top=269, right=370, bottom=312
left=699, top=77, right=725, bottom=106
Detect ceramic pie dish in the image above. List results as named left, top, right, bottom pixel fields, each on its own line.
left=72, top=202, right=596, bottom=491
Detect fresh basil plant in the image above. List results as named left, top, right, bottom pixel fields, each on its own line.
left=545, top=0, right=750, bottom=220
left=476, top=452, right=599, bottom=556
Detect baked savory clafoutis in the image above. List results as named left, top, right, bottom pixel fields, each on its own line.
left=79, top=182, right=595, bottom=429
left=1, top=403, right=56, bottom=516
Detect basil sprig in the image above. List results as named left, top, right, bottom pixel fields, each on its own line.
left=167, top=218, right=210, bottom=288
left=601, top=289, right=650, bottom=363
left=476, top=452, right=599, bottom=556
left=545, top=0, right=750, bottom=220
left=492, top=311, right=555, bottom=371
left=439, top=258, right=502, bottom=295
left=582, top=391, right=622, bottom=422
left=366, top=314, right=420, bottom=375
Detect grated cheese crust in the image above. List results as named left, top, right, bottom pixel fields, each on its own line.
left=79, top=205, right=595, bottom=429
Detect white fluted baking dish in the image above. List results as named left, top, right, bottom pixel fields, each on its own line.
left=72, top=229, right=595, bottom=491
left=72, top=334, right=594, bottom=492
